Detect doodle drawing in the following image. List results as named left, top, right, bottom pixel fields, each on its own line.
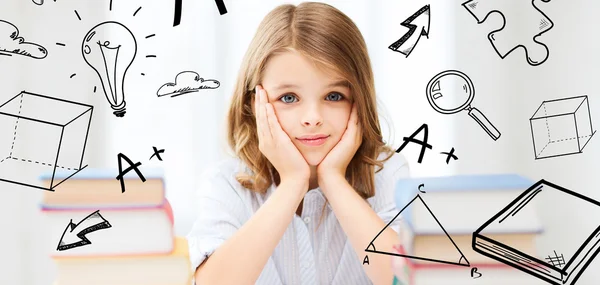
left=57, top=210, right=112, bottom=251
left=388, top=4, right=430, bottom=58
left=462, top=0, right=554, bottom=66
left=530, top=95, right=596, bottom=160
left=473, top=180, right=600, bottom=285
left=0, top=20, right=47, bottom=59
left=0, top=91, right=92, bottom=191
left=82, top=21, right=137, bottom=117
left=157, top=71, right=220, bottom=98
left=426, top=70, right=501, bottom=140
left=367, top=194, right=470, bottom=267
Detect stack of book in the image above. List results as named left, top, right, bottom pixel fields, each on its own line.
left=392, top=174, right=547, bottom=285
left=39, top=168, right=192, bottom=285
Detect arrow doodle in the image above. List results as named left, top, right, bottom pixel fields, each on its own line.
left=389, top=4, right=431, bottom=57
left=56, top=210, right=112, bottom=251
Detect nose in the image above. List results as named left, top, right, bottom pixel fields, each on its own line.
left=302, top=103, right=323, bottom=127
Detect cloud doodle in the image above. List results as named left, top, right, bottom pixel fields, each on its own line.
left=157, top=71, right=220, bottom=98
left=0, top=20, right=48, bottom=59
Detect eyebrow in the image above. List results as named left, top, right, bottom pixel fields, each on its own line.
left=273, top=80, right=349, bottom=91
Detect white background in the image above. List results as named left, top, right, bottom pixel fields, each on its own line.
left=0, top=0, right=598, bottom=284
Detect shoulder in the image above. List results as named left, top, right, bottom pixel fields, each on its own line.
left=201, top=156, right=244, bottom=182
left=196, top=155, right=249, bottom=199
left=367, top=150, right=410, bottom=211
left=374, top=150, right=410, bottom=183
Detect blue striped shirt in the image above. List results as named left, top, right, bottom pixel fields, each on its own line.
left=186, top=152, right=409, bottom=284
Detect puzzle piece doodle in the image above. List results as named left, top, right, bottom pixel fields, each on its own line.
left=462, top=0, right=554, bottom=66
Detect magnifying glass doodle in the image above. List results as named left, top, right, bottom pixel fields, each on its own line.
left=426, top=70, right=501, bottom=140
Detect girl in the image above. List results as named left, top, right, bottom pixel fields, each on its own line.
left=187, top=2, right=409, bottom=284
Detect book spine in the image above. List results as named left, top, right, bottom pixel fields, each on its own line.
left=40, top=198, right=170, bottom=214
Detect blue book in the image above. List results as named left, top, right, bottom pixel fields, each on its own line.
left=39, top=167, right=166, bottom=209
left=40, top=167, right=165, bottom=181
left=395, top=174, right=534, bottom=211
left=393, top=174, right=540, bottom=235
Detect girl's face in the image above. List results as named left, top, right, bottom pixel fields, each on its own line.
left=261, top=50, right=353, bottom=166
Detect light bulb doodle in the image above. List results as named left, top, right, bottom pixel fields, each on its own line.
left=82, top=21, right=137, bottom=117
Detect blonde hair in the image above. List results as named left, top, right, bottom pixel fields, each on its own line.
left=226, top=2, right=394, bottom=223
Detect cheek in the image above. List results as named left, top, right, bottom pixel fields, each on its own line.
left=327, top=109, right=351, bottom=135
left=272, top=107, right=296, bottom=135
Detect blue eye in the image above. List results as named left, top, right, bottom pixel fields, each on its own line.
left=326, top=92, right=344, bottom=101
left=280, top=94, right=298, bottom=103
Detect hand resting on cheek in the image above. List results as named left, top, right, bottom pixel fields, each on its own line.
left=317, top=103, right=362, bottom=182
left=254, top=85, right=311, bottom=185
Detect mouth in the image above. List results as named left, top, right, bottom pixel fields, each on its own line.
left=297, top=135, right=330, bottom=147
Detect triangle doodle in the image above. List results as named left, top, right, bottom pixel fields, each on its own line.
left=366, top=194, right=470, bottom=267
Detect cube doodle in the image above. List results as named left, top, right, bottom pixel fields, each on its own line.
left=0, top=91, right=92, bottom=190
left=530, top=95, right=596, bottom=159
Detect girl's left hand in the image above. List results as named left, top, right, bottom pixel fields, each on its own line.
left=317, top=103, right=362, bottom=180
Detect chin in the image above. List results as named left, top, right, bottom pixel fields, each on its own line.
left=302, top=152, right=326, bottom=166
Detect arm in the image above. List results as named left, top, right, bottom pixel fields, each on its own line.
left=319, top=175, right=400, bottom=285
left=194, top=178, right=308, bottom=284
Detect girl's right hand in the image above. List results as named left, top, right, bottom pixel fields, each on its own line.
left=254, top=85, right=311, bottom=185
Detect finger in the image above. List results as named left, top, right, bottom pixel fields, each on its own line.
left=352, top=103, right=358, bottom=125
left=265, top=102, right=284, bottom=140
left=355, top=121, right=362, bottom=146
left=254, top=86, right=267, bottom=139
left=259, top=88, right=273, bottom=140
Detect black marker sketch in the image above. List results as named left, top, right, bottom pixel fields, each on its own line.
left=215, top=0, right=227, bottom=15
left=133, top=6, right=142, bottom=17
left=396, top=123, right=432, bottom=164
left=0, top=20, right=48, bottom=59
left=149, top=146, right=164, bottom=161
left=396, top=123, right=458, bottom=164
left=117, top=146, right=165, bottom=192
left=462, top=0, right=554, bottom=66
left=426, top=70, right=501, bottom=140
left=74, top=10, right=82, bottom=21
left=546, top=250, right=566, bottom=268
left=0, top=91, right=92, bottom=191
left=388, top=4, right=430, bottom=57
left=173, top=0, right=182, bottom=26
left=116, top=153, right=146, bottom=193
left=367, top=194, right=470, bottom=267
left=471, top=267, right=482, bottom=279
left=530, top=95, right=596, bottom=160
left=57, top=210, right=111, bottom=251
left=32, top=0, right=43, bottom=5
left=157, top=71, right=220, bottom=98
left=363, top=255, right=370, bottom=265
left=418, top=183, right=426, bottom=193
left=440, top=147, right=458, bottom=164
left=473, top=179, right=600, bottom=285
left=82, top=21, right=137, bottom=117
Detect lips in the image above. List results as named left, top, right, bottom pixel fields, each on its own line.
left=297, top=134, right=330, bottom=146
